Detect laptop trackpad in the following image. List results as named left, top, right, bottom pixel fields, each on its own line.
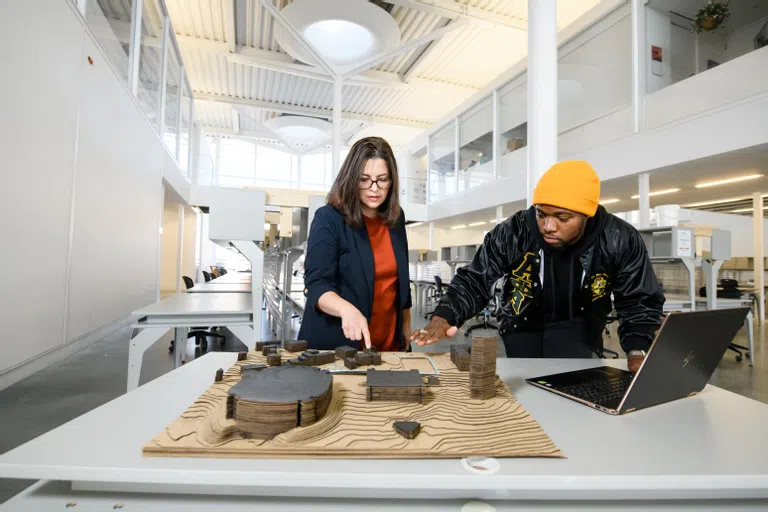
left=528, top=366, right=629, bottom=388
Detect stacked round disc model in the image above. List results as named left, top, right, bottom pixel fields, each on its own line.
left=227, top=365, right=333, bottom=439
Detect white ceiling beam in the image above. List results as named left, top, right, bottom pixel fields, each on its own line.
left=340, top=19, right=467, bottom=80
left=385, top=0, right=528, bottom=31
left=400, top=19, right=451, bottom=83
left=222, top=0, right=237, bottom=53
left=205, top=125, right=276, bottom=139
left=259, top=0, right=338, bottom=78
left=231, top=109, right=240, bottom=135
left=194, top=92, right=430, bottom=128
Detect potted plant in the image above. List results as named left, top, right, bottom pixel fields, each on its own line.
left=692, top=1, right=731, bottom=33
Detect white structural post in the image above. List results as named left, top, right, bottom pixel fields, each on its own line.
left=196, top=209, right=205, bottom=283
left=428, top=222, right=435, bottom=251
left=496, top=205, right=503, bottom=224
left=176, top=204, right=184, bottom=294
left=526, top=0, right=558, bottom=206
left=332, top=79, right=343, bottom=179
left=631, top=0, right=647, bottom=132
left=492, top=89, right=500, bottom=180
left=128, top=0, right=143, bottom=96
left=755, top=192, right=765, bottom=324
left=638, top=173, right=650, bottom=228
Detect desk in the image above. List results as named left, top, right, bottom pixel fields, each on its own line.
left=209, top=273, right=252, bottom=285
left=128, top=294, right=254, bottom=390
left=2, top=355, right=767, bottom=509
left=188, top=282, right=252, bottom=293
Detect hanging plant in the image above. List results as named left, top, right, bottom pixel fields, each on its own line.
left=692, top=1, right=731, bottom=33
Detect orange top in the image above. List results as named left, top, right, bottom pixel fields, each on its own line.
left=364, top=215, right=399, bottom=351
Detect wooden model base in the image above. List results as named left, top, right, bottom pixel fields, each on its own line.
left=143, top=351, right=563, bottom=459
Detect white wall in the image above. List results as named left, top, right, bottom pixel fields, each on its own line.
left=670, top=24, right=696, bottom=83
left=727, top=17, right=768, bottom=61
left=696, top=30, right=726, bottom=72
left=406, top=227, right=487, bottom=251
left=0, top=0, right=180, bottom=374
left=646, top=7, right=673, bottom=94
left=678, top=209, right=768, bottom=257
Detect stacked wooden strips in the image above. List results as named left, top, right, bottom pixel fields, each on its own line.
left=469, top=336, right=497, bottom=400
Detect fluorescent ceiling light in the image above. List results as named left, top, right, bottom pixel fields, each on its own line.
left=695, top=174, right=763, bottom=188
left=304, top=20, right=374, bottom=63
left=407, top=222, right=423, bottom=228
left=630, top=188, right=680, bottom=199
left=264, top=223, right=271, bottom=230
left=599, top=198, right=620, bottom=205
left=489, top=219, right=500, bottom=223
left=450, top=224, right=467, bottom=230
left=729, top=206, right=767, bottom=213
left=469, top=221, right=486, bottom=227
left=683, top=193, right=768, bottom=208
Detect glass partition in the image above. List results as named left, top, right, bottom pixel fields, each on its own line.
left=428, top=123, right=456, bottom=202
left=458, top=97, right=493, bottom=192
left=498, top=81, right=527, bottom=179
left=179, top=81, right=192, bottom=173
left=163, top=43, right=181, bottom=157
left=136, top=0, right=165, bottom=131
left=85, top=0, right=132, bottom=84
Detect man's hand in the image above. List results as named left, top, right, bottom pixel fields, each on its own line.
left=410, top=316, right=459, bottom=346
left=340, top=304, right=371, bottom=349
left=628, top=353, right=645, bottom=374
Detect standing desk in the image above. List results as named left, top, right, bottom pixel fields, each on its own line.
left=188, top=282, right=252, bottom=293
left=127, top=293, right=255, bottom=390
left=1, top=355, right=768, bottom=510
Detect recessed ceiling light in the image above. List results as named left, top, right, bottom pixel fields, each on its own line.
left=451, top=224, right=467, bottom=230
left=469, top=221, right=486, bottom=227
left=729, top=207, right=767, bottom=213
left=630, top=188, right=681, bottom=199
left=599, top=198, right=620, bottom=205
left=274, top=0, right=401, bottom=68
left=695, top=174, right=763, bottom=188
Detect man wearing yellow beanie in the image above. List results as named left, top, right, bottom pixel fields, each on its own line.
left=412, top=160, right=664, bottom=374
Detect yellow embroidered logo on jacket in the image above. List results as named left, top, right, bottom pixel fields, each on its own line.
left=591, top=273, right=609, bottom=302
left=509, top=252, right=537, bottom=315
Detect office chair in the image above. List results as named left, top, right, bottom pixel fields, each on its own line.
left=424, top=275, right=447, bottom=319
left=464, top=294, right=500, bottom=337
left=599, top=314, right=620, bottom=359
left=169, top=276, right=226, bottom=353
left=202, top=271, right=212, bottom=282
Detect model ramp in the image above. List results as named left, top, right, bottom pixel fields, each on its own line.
left=144, top=351, right=564, bottom=459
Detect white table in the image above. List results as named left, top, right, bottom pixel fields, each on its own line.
left=188, top=282, right=252, bottom=293
left=127, top=294, right=255, bottom=390
left=209, top=273, right=252, bottom=285
left=2, top=355, right=767, bottom=510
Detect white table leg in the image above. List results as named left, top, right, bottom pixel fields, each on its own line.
left=173, top=327, right=186, bottom=368
left=227, top=325, right=257, bottom=351
left=746, top=310, right=754, bottom=367
left=127, top=327, right=169, bottom=391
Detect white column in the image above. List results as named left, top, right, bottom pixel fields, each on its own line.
left=429, top=222, right=435, bottom=251
left=492, top=89, right=500, bottom=180
left=631, top=0, right=647, bottom=132
left=196, top=209, right=205, bottom=283
left=755, top=192, right=765, bottom=324
left=454, top=118, right=460, bottom=195
left=176, top=204, right=184, bottom=293
left=332, top=79, right=343, bottom=179
left=526, top=0, right=558, bottom=206
left=638, top=173, right=650, bottom=228
left=496, top=205, right=503, bottom=224
left=127, top=0, right=143, bottom=96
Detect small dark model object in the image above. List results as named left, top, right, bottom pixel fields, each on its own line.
left=267, top=353, right=282, bottom=366
left=241, top=364, right=267, bottom=373
left=335, top=345, right=357, bottom=359
left=450, top=344, right=471, bottom=371
left=284, top=340, right=308, bottom=353
left=256, top=341, right=280, bottom=350
left=261, top=343, right=280, bottom=356
left=316, top=351, right=336, bottom=365
left=215, top=368, right=224, bottom=382
left=344, top=357, right=358, bottom=369
left=300, top=351, right=317, bottom=365
left=365, top=369, right=424, bottom=403
left=237, top=352, right=248, bottom=361
left=355, top=352, right=373, bottom=366
left=426, top=375, right=440, bottom=386
left=393, top=420, right=421, bottom=439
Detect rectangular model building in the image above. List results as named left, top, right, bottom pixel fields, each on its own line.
left=365, top=369, right=423, bottom=404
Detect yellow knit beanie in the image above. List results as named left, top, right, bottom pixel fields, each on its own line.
left=532, top=160, right=601, bottom=217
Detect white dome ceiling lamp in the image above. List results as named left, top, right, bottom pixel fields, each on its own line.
left=273, top=0, right=401, bottom=70
left=263, top=115, right=333, bottom=153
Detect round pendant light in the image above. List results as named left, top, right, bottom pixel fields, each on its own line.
left=274, top=0, right=401, bottom=68
left=263, top=115, right=333, bottom=151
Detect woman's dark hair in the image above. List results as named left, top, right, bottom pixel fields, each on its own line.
left=327, top=136, right=401, bottom=229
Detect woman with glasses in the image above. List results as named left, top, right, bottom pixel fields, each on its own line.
left=298, top=137, right=412, bottom=352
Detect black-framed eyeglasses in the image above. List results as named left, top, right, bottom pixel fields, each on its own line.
left=359, top=177, right=392, bottom=190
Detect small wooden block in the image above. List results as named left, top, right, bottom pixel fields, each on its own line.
left=335, top=345, right=357, bottom=360
left=393, top=421, right=421, bottom=439
left=371, top=353, right=382, bottom=365
left=261, top=343, right=280, bottom=356
left=241, top=364, right=267, bottom=373
left=426, top=375, right=440, bottom=386
left=344, top=357, right=358, bottom=369
left=355, top=352, right=373, bottom=366
left=285, top=358, right=301, bottom=366
left=284, top=340, right=308, bottom=353
left=237, top=352, right=248, bottom=361
left=316, top=352, right=335, bottom=365
left=214, top=368, right=224, bottom=382
left=306, top=349, right=320, bottom=355
left=267, top=353, right=282, bottom=366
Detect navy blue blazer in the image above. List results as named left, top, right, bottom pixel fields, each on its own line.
left=298, top=205, right=413, bottom=351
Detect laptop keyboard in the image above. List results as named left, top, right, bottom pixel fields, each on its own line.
left=556, top=375, right=633, bottom=406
